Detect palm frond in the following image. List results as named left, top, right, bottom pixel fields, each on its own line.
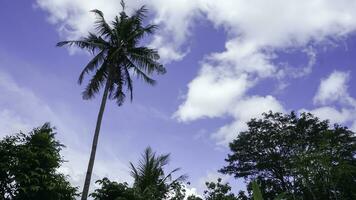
left=57, top=33, right=108, bottom=53
left=130, top=162, right=139, bottom=180
left=90, top=9, right=113, bottom=38
left=124, top=56, right=156, bottom=86
left=120, top=0, right=126, bottom=11
left=128, top=24, right=158, bottom=45
left=111, top=83, right=126, bottom=106
left=128, top=47, right=166, bottom=75
left=78, top=50, right=106, bottom=84
left=132, top=6, right=148, bottom=24
left=129, top=54, right=164, bottom=76
left=56, top=40, right=99, bottom=52
left=82, top=66, right=108, bottom=99
left=130, top=47, right=160, bottom=60
left=123, top=64, right=134, bottom=101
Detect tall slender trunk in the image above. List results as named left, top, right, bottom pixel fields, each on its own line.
left=81, top=80, right=110, bottom=200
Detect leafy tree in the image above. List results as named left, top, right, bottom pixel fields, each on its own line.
left=186, top=178, right=249, bottom=200
left=202, top=178, right=239, bottom=200
left=91, top=147, right=186, bottom=200
left=0, top=123, right=78, bottom=200
left=220, top=111, right=356, bottom=200
left=90, top=178, right=140, bottom=200
left=57, top=1, right=165, bottom=199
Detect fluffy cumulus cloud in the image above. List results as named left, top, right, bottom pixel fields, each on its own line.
left=314, top=71, right=352, bottom=105
left=175, top=0, right=356, bottom=144
left=175, top=67, right=253, bottom=121
left=213, top=96, right=285, bottom=145
left=304, top=71, right=356, bottom=129
left=36, top=0, right=356, bottom=144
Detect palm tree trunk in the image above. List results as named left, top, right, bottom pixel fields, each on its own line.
left=81, top=79, right=110, bottom=200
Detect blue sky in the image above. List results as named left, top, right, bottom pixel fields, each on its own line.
left=1, top=0, right=356, bottom=197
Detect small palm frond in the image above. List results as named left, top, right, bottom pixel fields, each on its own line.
left=123, top=65, right=134, bottom=101
left=120, top=0, right=126, bottom=11
left=128, top=47, right=166, bottom=74
left=111, top=83, right=126, bottom=106
left=56, top=40, right=98, bottom=52
left=130, top=162, right=139, bottom=180
left=162, top=168, right=187, bottom=184
left=78, top=50, right=106, bottom=84
left=90, top=9, right=113, bottom=38
left=130, top=47, right=160, bottom=60
left=132, top=6, right=148, bottom=24
left=57, top=33, right=108, bottom=53
left=124, top=57, right=156, bottom=86
left=128, top=24, right=158, bottom=45
left=82, top=66, right=108, bottom=99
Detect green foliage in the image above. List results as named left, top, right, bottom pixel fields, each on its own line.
left=203, top=178, right=239, bottom=200
left=57, top=0, right=165, bottom=106
left=0, top=123, right=78, bottom=200
left=186, top=178, right=250, bottom=200
left=90, top=178, right=139, bottom=200
left=251, top=182, right=263, bottom=200
left=221, top=111, right=356, bottom=199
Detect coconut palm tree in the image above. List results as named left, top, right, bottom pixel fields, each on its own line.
left=57, top=1, right=165, bottom=199
left=130, top=147, right=187, bottom=199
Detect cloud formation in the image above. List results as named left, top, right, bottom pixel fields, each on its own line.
left=304, top=71, right=356, bottom=131
left=174, top=0, right=356, bottom=144
left=314, top=71, right=353, bottom=105
left=36, top=0, right=356, bottom=144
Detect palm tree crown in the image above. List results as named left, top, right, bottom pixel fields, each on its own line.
left=57, top=2, right=165, bottom=105
left=130, top=147, right=187, bottom=199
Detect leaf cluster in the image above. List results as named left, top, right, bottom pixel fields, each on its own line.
left=0, top=123, right=78, bottom=200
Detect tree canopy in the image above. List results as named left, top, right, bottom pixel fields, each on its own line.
left=220, top=111, right=356, bottom=199
left=0, top=123, right=78, bottom=200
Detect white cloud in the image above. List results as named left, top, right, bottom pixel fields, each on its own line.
left=36, top=0, right=356, bottom=143
left=174, top=0, right=356, bottom=144
left=36, top=0, right=356, bottom=64
left=352, top=122, right=356, bottom=132
left=35, top=0, right=199, bottom=62
left=304, top=70, right=356, bottom=130
left=213, top=96, right=285, bottom=145
left=203, top=0, right=356, bottom=47
left=301, top=107, right=353, bottom=125
left=174, top=66, right=253, bottom=121
left=184, top=186, right=201, bottom=199
left=313, top=71, right=351, bottom=105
